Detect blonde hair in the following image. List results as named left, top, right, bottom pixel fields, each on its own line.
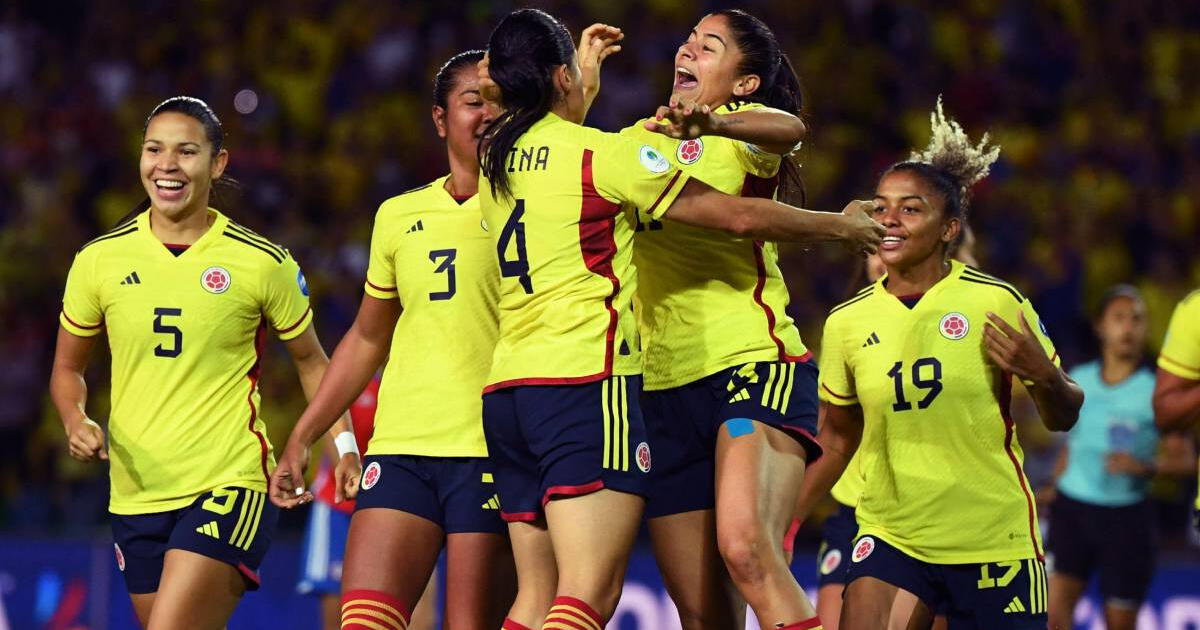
left=908, top=96, right=1000, bottom=201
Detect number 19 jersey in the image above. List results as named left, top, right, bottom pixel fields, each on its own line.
left=478, top=112, right=691, bottom=391
left=818, top=261, right=1059, bottom=564
left=60, top=210, right=313, bottom=514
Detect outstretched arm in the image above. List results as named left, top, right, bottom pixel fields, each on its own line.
left=645, top=101, right=805, bottom=155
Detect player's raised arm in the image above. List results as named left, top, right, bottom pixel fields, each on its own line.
left=983, top=310, right=1082, bottom=431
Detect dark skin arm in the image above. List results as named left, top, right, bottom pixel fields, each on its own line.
left=1153, top=368, right=1200, bottom=431
left=793, top=402, right=864, bottom=523
left=983, top=311, right=1083, bottom=432
left=661, top=179, right=884, bottom=252
left=271, top=295, right=401, bottom=508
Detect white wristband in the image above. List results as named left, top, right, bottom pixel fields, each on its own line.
left=333, top=431, right=359, bottom=458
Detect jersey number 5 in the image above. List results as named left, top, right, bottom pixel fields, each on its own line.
left=887, top=357, right=943, bottom=411
left=429, top=249, right=457, bottom=301
left=153, top=307, right=182, bottom=358
left=497, top=199, right=533, bottom=294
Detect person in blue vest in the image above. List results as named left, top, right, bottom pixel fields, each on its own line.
left=1047, top=285, right=1158, bottom=630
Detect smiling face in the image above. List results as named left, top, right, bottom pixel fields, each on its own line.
left=140, top=112, right=227, bottom=221
left=871, top=169, right=960, bottom=272
left=672, top=14, right=759, bottom=107
left=434, top=65, right=495, bottom=170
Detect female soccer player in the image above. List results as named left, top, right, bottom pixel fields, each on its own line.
left=616, top=10, right=855, bottom=628
left=1046, top=286, right=1160, bottom=630
left=795, top=100, right=1084, bottom=630
left=475, top=9, right=882, bottom=630
left=1154, top=289, right=1200, bottom=536
left=270, top=51, right=516, bottom=630
left=51, top=96, right=359, bottom=630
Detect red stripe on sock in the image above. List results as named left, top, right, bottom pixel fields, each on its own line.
left=546, top=596, right=604, bottom=628
left=503, top=619, right=535, bottom=630
left=778, top=616, right=823, bottom=630
left=340, top=589, right=411, bottom=629
left=542, top=614, right=590, bottom=630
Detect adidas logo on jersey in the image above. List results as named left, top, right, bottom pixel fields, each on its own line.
left=195, top=521, right=221, bottom=539
left=481, top=494, right=501, bottom=510
left=862, top=332, right=880, bottom=347
left=120, top=271, right=141, bottom=285
left=1003, top=597, right=1026, bottom=614
left=405, top=220, right=425, bottom=234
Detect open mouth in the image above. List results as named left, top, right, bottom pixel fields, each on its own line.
left=674, top=66, right=698, bottom=90
left=881, top=235, right=905, bottom=251
left=154, top=178, right=187, bottom=200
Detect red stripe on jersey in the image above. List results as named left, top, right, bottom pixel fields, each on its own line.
left=821, top=383, right=855, bottom=401
left=483, top=373, right=609, bottom=394
left=578, top=149, right=621, bottom=381
left=998, top=371, right=1044, bottom=561
left=275, top=305, right=311, bottom=335
left=542, top=479, right=605, bottom=506
left=246, top=324, right=271, bottom=484
left=366, top=279, right=397, bottom=293
left=646, top=170, right=683, bottom=216
left=752, top=242, right=808, bottom=362
left=61, top=310, right=103, bottom=330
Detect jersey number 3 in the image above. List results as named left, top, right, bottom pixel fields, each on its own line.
left=887, top=357, right=943, bottom=411
left=429, top=249, right=457, bottom=301
left=153, top=307, right=182, bottom=358
left=497, top=199, right=533, bottom=294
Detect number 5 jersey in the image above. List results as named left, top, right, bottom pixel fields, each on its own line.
left=60, top=209, right=313, bottom=514
left=817, top=260, right=1060, bottom=564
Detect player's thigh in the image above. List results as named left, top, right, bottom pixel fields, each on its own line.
left=648, top=509, right=742, bottom=630
left=714, top=419, right=808, bottom=545
left=841, top=577, right=902, bottom=630
left=890, top=588, right=936, bottom=630
left=129, top=592, right=156, bottom=629
left=146, top=549, right=244, bottom=630
left=817, top=584, right=845, bottom=630
left=506, top=520, right=558, bottom=624
left=545, top=489, right=643, bottom=589
left=443, top=532, right=517, bottom=630
left=342, top=507, right=444, bottom=605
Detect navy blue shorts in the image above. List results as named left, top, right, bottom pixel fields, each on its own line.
left=354, top=455, right=506, bottom=535
left=846, top=535, right=1047, bottom=630
left=816, top=502, right=858, bottom=587
left=1047, top=492, right=1155, bottom=604
left=111, top=486, right=277, bottom=594
left=296, top=501, right=352, bottom=596
left=482, top=375, right=650, bottom=522
left=640, top=359, right=821, bottom=518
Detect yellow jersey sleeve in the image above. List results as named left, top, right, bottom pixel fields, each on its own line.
left=365, top=200, right=401, bottom=300
left=263, top=254, right=313, bottom=340
left=818, top=310, right=858, bottom=406
left=1159, top=291, right=1200, bottom=380
left=716, top=102, right=784, bottom=178
left=593, top=135, right=691, bottom=220
left=60, top=249, right=104, bottom=337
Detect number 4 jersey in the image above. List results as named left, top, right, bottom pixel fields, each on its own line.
left=60, top=209, right=313, bottom=514
left=818, top=260, right=1059, bottom=564
left=478, top=112, right=691, bottom=391
left=363, top=175, right=497, bottom=457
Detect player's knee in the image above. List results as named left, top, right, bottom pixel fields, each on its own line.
left=716, top=524, right=771, bottom=587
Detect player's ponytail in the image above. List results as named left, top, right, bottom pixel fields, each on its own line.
left=716, top=9, right=806, bottom=206
left=885, top=97, right=999, bottom=254
left=479, top=9, right=575, bottom=201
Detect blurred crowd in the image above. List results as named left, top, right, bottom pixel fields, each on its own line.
left=1, top=0, right=1197, bottom=547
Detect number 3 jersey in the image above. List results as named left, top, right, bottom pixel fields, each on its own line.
left=478, top=112, right=691, bottom=391
left=59, top=209, right=313, bottom=515
left=817, top=260, right=1059, bottom=564
left=363, top=176, right=497, bottom=457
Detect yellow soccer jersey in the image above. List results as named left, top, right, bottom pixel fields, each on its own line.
left=830, top=449, right=865, bottom=507
left=60, top=209, right=312, bottom=514
left=1157, top=289, right=1200, bottom=509
left=479, top=112, right=690, bottom=391
left=621, top=101, right=807, bottom=390
left=363, top=176, right=497, bottom=457
left=818, top=260, right=1059, bottom=563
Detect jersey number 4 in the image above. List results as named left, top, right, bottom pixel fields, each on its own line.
left=887, top=357, right=943, bottom=411
left=153, top=307, right=182, bottom=358
left=497, top=199, right=533, bottom=294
